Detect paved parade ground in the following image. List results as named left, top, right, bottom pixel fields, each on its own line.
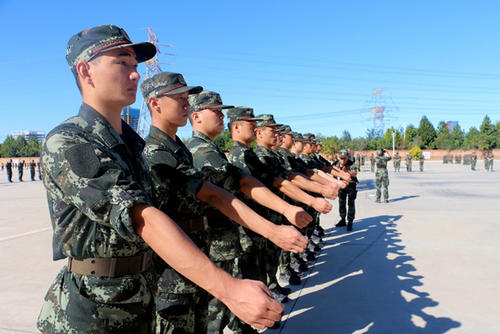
left=0, top=161, right=499, bottom=334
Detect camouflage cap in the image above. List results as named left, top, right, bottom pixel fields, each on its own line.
left=66, top=24, right=156, bottom=76
left=255, top=114, right=279, bottom=128
left=303, top=133, right=316, bottom=144
left=278, top=125, right=292, bottom=134
left=292, top=132, right=304, bottom=141
left=227, top=106, right=263, bottom=123
left=188, top=90, right=234, bottom=114
left=339, top=149, right=348, bottom=158
left=141, top=72, right=203, bottom=100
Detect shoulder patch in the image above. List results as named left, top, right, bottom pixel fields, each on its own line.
left=64, top=143, right=100, bottom=178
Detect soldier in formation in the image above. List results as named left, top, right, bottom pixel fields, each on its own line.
left=471, top=152, right=477, bottom=171
left=405, top=152, right=413, bottom=172
left=29, top=160, right=36, bottom=181
left=370, top=153, right=375, bottom=172
left=419, top=153, right=425, bottom=172
left=6, top=159, right=12, bottom=182
left=17, top=160, right=24, bottom=181
left=485, top=151, right=494, bottom=171
left=37, top=24, right=283, bottom=333
left=375, top=149, right=392, bottom=203
left=393, top=151, right=401, bottom=172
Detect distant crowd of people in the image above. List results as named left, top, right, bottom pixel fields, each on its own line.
left=1, top=159, right=41, bottom=182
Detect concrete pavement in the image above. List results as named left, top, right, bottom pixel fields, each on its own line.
left=0, top=161, right=499, bottom=333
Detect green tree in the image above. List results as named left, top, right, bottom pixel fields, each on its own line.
left=479, top=115, right=496, bottom=149
left=382, top=127, right=403, bottom=150
left=434, top=121, right=452, bottom=150
left=450, top=124, right=465, bottom=149
left=0, top=136, right=21, bottom=157
left=25, top=137, right=41, bottom=157
left=341, top=130, right=352, bottom=143
left=214, top=129, right=232, bottom=152
left=404, top=124, right=418, bottom=149
left=417, top=116, right=437, bottom=148
left=464, top=127, right=481, bottom=149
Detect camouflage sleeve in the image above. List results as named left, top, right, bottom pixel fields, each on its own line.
left=144, top=148, right=204, bottom=208
left=243, top=150, right=277, bottom=188
left=42, top=131, right=151, bottom=242
left=191, top=146, right=244, bottom=193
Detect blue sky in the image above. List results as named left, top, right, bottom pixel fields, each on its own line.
left=1, top=0, right=499, bottom=141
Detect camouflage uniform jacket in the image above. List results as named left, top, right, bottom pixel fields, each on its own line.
left=143, top=126, right=206, bottom=221
left=38, top=103, right=155, bottom=333
left=228, top=140, right=277, bottom=189
left=143, top=126, right=209, bottom=297
left=255, top=145, right=289, bottom=181
left=42, top=103, right=153, bottom=260
left=277, top=147, right=306, bottom=174
left=333, top=159, right=359, bottom=185
left=376, top=156, right=392, bottom=172
left=300, top=153, right=323, bottom=171
left=312, top=152, right=331, bottom=167
left=187, top=130, right=242, bottom=261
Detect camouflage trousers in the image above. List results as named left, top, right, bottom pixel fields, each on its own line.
left=338, top=185, right=357, bottom=223
left=155, top=227, right=241, bottom=334
left=406, top=162, right=412, bottom=172
left=37, top=266, right=154, bottom=334
left=419, top=162, right=424, bottom=172
left=394, top=162, right=400, bottom=172
left=375, top=170, right=390, bottom=200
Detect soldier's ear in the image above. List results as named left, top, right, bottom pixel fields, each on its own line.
left=148, top=97, right=160, bottom=115
left=76, top=61, right=93, bottom=88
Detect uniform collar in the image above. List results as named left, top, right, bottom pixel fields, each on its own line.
left=232, top=140, right=249, bottom=149
left=78, top=103, right=144, bottom=153
left=148, top=126, right=185, bottom=153
left=192, top=130, right=214, bottom=144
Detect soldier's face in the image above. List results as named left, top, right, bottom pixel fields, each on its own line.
left=157, top=92, right=190, bottom=127
left=240, top=120, right=257, bottom=142
left=260, top=126, right=278, bottom=146
left=282, top=134, right=294, bottom=149
left=199, top=107, right=224, bottom=135
left=84, top=47, right=139, bottom=107
left=294, top=140, right=303, bottom=152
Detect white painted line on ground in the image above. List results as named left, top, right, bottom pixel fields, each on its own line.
left=0, top=227, right=51, bottom=242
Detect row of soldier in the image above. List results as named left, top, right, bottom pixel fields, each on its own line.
left=371, top=152, right=425, bottom=172
left=36, top=25, right=359, bottom=334
left=2, top=159, right=41, bottom=182
left=443, top=152, right=494, bottom=171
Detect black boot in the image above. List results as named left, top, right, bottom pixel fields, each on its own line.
left=347, top=221, right=353, bottom=231
left=336, top=219, right=346, bottom=227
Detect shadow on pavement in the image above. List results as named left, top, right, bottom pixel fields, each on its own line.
left=279, top=215, right=461, bottom=334
left=356, top=179, right=375, bottom=192
left=390, top=195, right=420, bottom=203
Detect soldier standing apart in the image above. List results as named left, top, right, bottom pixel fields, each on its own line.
left=37, top=25, right=282, bottom=333
left=375, top=149, right=391, bottom=203
left=6, top=159, right=13, bottom=182
left=406, top=152, right=413, bottom=172
left=393, top=152, right=401, bottom=172
left=471, top=152, right=477, bottom=170
left=419, top=153, right=425, bottom=172
left=487, top=151, right=494, bottom=171
left=370, top=153, right=375, bottom=172
left=334, top=149, right=359, bottom=231
left=18, top=160, right=24, bottom=181
left=30, top=160, right=36, bottom=181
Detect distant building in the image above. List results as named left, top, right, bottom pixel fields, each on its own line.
left=121, top=106, right=140, bottom=131
left=446, top=121, right=458, bottom=131
left=11, top=130, right=46, bottom=142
